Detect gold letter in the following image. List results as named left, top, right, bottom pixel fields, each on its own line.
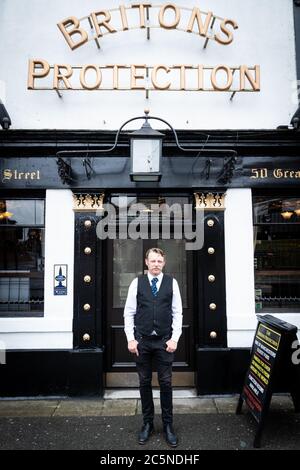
left=211, top=65, right=233, bottom=91
left=173, top=65, right=193, bottom=90
left=131, top=3, right=152, bottom=28
left=273, top=169, right=283, bottom=178
left=240, top=65, right=260, bottom=91
left=57, top=17, right=88, bottom=51
left=80, top=65, right=102, bottom=90
left=250, top=169, right=259, bottom=179
left=186, top=8, right=212, bottom=37
left=215, top=19, right=238, bottom=45
left=53, top=64, right=73, bottom=90
left=151, top=65, right=171, bottom=90
left=28, top=59, right=50, bottom=90
left=131, top=65, right=146, bottom=89
left=119, top=5, right=129, bottom=31
left=91, top=10, right=117, bottom=37
left=159, top=4, right=180, bottom=29
left=2, top=169, right=12, bottom=181
left=107, top=65, right=127, bottom=89
left=198, top=65, right=204, bottom=90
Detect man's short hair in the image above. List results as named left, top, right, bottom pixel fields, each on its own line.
left=145, top=248, right=165, bottom=259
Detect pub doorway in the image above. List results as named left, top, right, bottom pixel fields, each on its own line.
left=103, top=194, right=196, bottom=388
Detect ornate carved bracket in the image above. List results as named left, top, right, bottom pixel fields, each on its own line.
left=194, top=192, right=226, bottom=211
left=73, top=193, right=105, bottom=212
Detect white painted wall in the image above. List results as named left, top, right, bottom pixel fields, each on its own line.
left=0, top=190, right=74, bottom=349
left=225, top=188, right=257, bottom=347
left=0, top=0, right=296, bottom=130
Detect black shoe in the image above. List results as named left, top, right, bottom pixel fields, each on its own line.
left=163, top=424, right=178, bottom=447
left=138, top=423, right=154, bottom=444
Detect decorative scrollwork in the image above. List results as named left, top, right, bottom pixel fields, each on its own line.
left=56, top=157, right=75, bottom=185
left=73, top=193, right=105, bottom=212
left=217, top=156, right=238, bottom=184
left=194, top=192, right=226, bottom=211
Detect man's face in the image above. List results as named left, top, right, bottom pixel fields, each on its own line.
left=145, top=252, right=165, bottom=276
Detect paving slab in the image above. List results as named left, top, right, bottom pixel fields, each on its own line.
left=173, top=398, right=217, bottom=414
left=101, top=399, right=137, bottom=416
left=0, top=400, right=59, bottom=417
left=214, top=396, right=239, bottom=414
left=53, top=399, right=104, bottom=417
left=269, top=395, right=295, bottom=411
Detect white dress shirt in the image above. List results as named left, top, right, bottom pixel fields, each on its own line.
left=124, top=272, right=183, bottom=343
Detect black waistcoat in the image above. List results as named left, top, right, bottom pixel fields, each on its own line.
left=135, top=274, right=173, bottom=336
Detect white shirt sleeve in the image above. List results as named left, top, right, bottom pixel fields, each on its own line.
left=171, top=278, right=183, bottom=343
left=124, top=277, right=138, bottom=342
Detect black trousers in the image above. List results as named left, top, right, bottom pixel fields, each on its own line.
left=135, top=335, right=174, bottom=425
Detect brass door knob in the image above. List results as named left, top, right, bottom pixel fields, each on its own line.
left=84, top=220, right=92, bottom=228
left=83, top=303, right=91, bottom=311
left=84, top=247, right=92, bottom=255
left=83, top=333, right=90, bottom=341
left=209, top=303, right=217, bottom=310
left=84, top=275, right=91, bottom=283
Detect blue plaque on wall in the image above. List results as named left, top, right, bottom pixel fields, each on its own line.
left=54, top=264, right=67, bottom=295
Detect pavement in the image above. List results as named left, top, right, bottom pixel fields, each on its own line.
left=0, top=390, right=299, bottom=451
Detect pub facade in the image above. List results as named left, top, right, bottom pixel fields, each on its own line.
left=0, top=0, right=300, bottom=396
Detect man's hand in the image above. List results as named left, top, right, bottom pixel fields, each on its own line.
left=128, top=339, right=139, bottom=356
left=166, top=339, right=177, bottom=353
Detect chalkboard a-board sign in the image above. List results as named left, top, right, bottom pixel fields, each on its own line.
left=236, top=314, right=300, bottom=448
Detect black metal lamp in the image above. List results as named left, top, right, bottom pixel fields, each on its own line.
left=56, top=109, right=237, bottom=184
left=129, top=110, right=163, bottom=182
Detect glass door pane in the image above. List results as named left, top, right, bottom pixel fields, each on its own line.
left=113, top=239, right=143, bottom=308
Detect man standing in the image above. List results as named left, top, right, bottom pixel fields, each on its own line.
left=124, top=248, right=183, bottom=447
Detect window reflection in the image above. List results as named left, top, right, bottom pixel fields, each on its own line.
left=158, top=240, right=187, bottom=308
left=0, top=199, right=44, bottom=225
left=113, top=239, right=143, bottom=308
left=0, top=199, right=45, bottom=315
left=253, top=196, right=300, bottom=313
